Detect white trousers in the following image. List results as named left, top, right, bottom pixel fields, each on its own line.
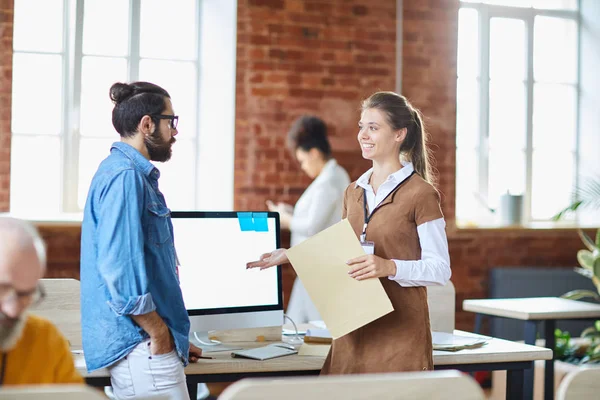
left=108, top=339, right=190, bottom=400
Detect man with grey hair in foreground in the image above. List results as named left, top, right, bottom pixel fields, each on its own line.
left=0, top=217, right=83, bottom=385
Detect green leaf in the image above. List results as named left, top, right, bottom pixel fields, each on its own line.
left=553, top=175, right=600, bottom=220
left=593, top=276, right=600, bottom=294
left=578, top=177, right=600, bottom=207
left=574, top=267, right=593, bottom=279
left=561, top=290, right=600, bottom=302
left=578, top=250, right=595, bottom=270
left=552, top=200, right=583, bottom=221
left=581, top=327, right=600, bottom=339
left=595, top=257, right=600, bottom=280
left=579, top=229, right=599, bottom=252
left=596, top=229, right=600, bottom=249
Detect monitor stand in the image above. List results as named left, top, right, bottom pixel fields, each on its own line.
left=191, top=331, right=242, bottom=353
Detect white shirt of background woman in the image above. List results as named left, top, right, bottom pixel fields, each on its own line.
left=289, top=159, right=350, bottom=246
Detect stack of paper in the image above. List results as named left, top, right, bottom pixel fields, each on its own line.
left=298, top=342, right=331, bottom=357
left=432, top=331, right=490, bottom=352
left=304, top=328, right=332, bottom=344
left=282, top=328, right=307, bottom=336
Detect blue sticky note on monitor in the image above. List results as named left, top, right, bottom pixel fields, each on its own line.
left=252, top=212, right=268, bottom=232
left=237, top=212, right=254, bottom=231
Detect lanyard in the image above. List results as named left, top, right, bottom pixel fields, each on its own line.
left=361, top=171, right=415, bottom=242
left=0, top=353, right=6, bottom=386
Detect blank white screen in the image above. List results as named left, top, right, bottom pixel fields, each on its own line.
left=172, top=217, right=279, bottom=310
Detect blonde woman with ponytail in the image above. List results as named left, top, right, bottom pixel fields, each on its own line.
left=247, top=91, right=451, bottom=374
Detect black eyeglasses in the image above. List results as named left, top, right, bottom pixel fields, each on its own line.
left=152, top=114, right=179, bottom=130
left=0, top=283, right=46, bottom=308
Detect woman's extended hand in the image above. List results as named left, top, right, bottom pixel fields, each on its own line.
left=246, top=248, right=289, bottom=270
left=346, top=254, right=396, bottom=281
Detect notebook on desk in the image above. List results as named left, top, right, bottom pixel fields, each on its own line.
left=304, top=328, right=332, bottom=344
left=231, top=344, right=298, bottom=360
left=432, top=331, right=491, bottom=352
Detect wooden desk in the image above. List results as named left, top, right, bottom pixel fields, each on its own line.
left=463, top=297, right=600, bottom=400
left=76, top=331, right=551, bottom=400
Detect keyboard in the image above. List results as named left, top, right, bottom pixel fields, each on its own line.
left=231, top=343, right=298, bottom=360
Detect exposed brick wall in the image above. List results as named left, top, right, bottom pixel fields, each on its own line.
left=0, top=0, right=590, bottom=335
left=0, top=0, right=13, bottom=212
left=235, top=0, right=397, bottom=303
left=37, top=224, right=82, bottom=279
left=234, top=0, right=394, bottom=212
left=402, top=0, right=458, bottom=222
left=449, top=229, right=589, bottom=329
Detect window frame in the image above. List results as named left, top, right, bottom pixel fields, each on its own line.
left=457, top=1, right=581, bottom=224
left=62, top=0, right=202, bottom=213
left=11, top=0, right=238, bottom=218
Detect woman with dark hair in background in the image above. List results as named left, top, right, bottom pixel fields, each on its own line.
left=267, top=115, right=350, bottom=324
left=250, top=92, right=451, bottom=374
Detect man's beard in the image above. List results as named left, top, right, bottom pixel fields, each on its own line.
left=0, top=311, right=28, bottom=351
left=145, top=128, right=176, bottom=162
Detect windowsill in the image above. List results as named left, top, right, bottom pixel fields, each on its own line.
left=454, top=219, right=599, bottom=231
left=0, top=212, right=83, bottom=226
left=1, top=213, right=598, bottom=232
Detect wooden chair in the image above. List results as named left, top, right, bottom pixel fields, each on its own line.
left=556, top=367, right=600, bottom=400
left=427, top=280, right=456, bottom=333
left=29, top=278, right=81, bottom=349
left=217, top=369, right=485, bottom=400
left=0, top=385, right=107, bottom=399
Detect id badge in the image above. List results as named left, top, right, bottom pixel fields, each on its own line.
left=360, top=240, right=375, bottom=255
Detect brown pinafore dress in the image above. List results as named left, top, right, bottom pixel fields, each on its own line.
left=320, top=173, right=444, bottom=374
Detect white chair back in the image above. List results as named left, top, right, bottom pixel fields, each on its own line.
left=29, top=278, right=81, bottom=348
left=427, top=280, right=455, bottom=333
left=218, top=369, right=485, bottom=400
left=0, top=385, right=106, bottom=399
left=556, top=366, right=600, bottom=400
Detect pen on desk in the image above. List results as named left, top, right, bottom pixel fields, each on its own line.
left=197, top=356, right=213, bottom=359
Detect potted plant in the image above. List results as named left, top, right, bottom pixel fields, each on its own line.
left=556, top=228, right=600, bottom=365
left=553, top=175, right=600, bottom=221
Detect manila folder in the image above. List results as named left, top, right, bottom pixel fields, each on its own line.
left=286, top=219, right=394, bottom=339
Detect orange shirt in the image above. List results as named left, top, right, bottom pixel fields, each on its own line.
left=1, top=314, right=84, bottom=385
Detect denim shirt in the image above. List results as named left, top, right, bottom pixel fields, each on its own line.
left=80, top=142, right=190, bottom=372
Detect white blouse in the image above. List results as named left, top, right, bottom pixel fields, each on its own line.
left=355, top=163, right=451, bottom=287
left=290, top=159, right=351, bottom=246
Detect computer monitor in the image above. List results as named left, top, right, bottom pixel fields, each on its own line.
left=170, top=211, right=283, bottom=347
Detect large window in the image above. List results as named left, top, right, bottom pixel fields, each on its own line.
left=11, top=0, right=236, bottom=217
left=456, top=0, right=580, bottom=225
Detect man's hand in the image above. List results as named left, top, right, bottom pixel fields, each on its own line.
left=347, top=254, right=396, bottom=281
left=149, top=325, right=174, bottom=356
left=189, top=343, right=203, bottom=362
left=131, top=311, right=174, bottom=356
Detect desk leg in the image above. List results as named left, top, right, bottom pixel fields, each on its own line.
left=543, top=320, right=555, bottom=400
left=469, top=314, right=484, bottom=379
left=187, top=382, right=198, bottom=399
left=507, top=365, right=526, bottom=400
left=474, top=313, right=483, bottom=334
left=522, top=321, right=537, bottom=400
